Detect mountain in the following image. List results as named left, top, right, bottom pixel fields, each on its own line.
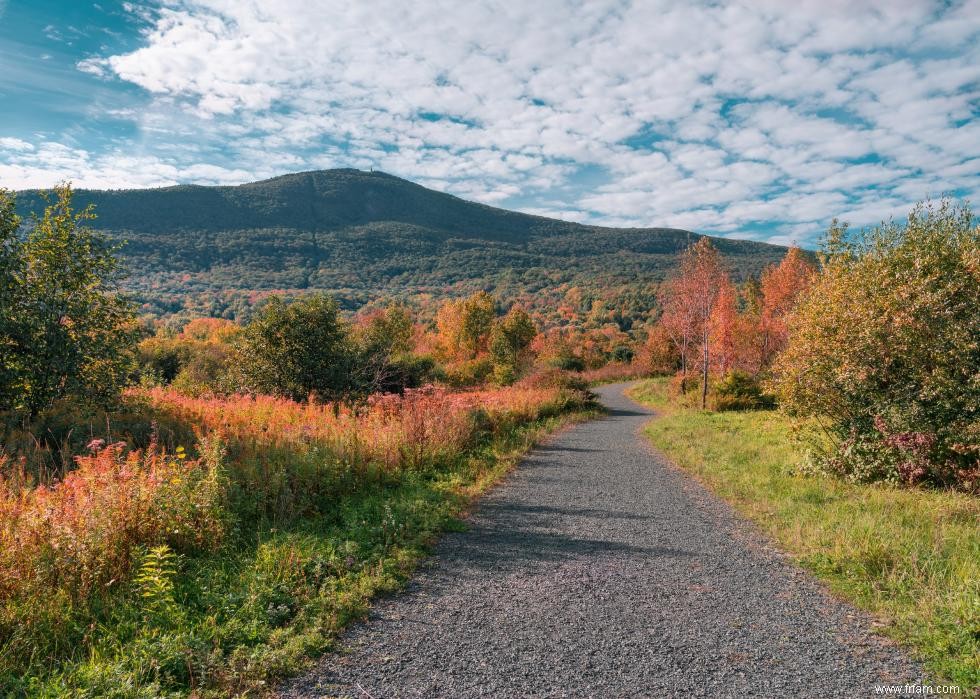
left=16, top=169, right=791, bottom=328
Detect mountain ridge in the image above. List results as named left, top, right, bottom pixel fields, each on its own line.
left=14, top=169, right=790, bottom=326
left=18, top=168, right=690, bottom=241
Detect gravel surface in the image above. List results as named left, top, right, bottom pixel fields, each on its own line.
left=280, top=382, right=921, bottom=698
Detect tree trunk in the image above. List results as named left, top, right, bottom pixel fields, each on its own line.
left=701, top=328, right=709, bottom=409
left=680, top=351, right=687, bottom=393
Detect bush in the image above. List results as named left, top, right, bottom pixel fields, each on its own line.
left=0, top=440, right=227, bottom=671
left=773, top=200, right=980, bottom=490
left=238, top=294, right=353, bottom=402
left=520, top=367, right=588, bottom=393
left=137, top=318, right=242, bottom=395
left=0, top=398, right=198, bottom=479
left=375, top=353, right=437, bottom=394
left=610, top=345, right=634, bottom=363
left=710, top=370, right=776, bottom=412
left=489, top=307, right=536, bottom=385
left=442, top=358, right=494, bottom=388
left=546, top=354, right=585, bottom=372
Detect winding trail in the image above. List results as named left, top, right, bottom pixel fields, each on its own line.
left=282, top=383, right=920, bottom=698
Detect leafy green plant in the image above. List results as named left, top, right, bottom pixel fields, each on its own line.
left=490, top=307, right=537, bottom=385
left=134, top=545, right=180, bottom=624
left=238, top=294, right=354, bottom=402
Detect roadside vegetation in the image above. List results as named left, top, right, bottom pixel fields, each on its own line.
left=628, top=379, right=978, bottom=688
left=1, top=382, right=590, bottom=695
left=0, top=185, right=595, bottom=695
left=629, top=199, right=978, bottom=689
left=641, top=199, right=978, bottom=493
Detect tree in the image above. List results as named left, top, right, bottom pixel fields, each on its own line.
left=662, top=239, right=728, bottom=407
left=658, top=281, right=696, bottom=392
left=1, top=184, right=137, bottom=415
left=435, top=291, right=496, bottom=360
left=757, top=247, right=814, bottom=371
left=238, top=294, right=352, bottom=402
left=709, top=278, right=739, bottom=375
left=773, top=200, right=979, bottom=488
left=0, top=189, right=22, bottom=403
left=636, top=323, right=679, bottom=375
left=489, top=306, right=537, bottom=384
left=351, top=304, right=420, bottom=393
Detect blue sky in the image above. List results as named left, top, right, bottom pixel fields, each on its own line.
left=1, top=0, right=978, bottom=245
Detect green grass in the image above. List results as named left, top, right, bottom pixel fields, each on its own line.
left=3, top=411, right=592, bottom=698
left=628, top=379, right=979, bottom=690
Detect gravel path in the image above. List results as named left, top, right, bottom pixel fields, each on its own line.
left=281, top=382, right=921, bottom=698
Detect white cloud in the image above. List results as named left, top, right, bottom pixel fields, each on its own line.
left=2, top=0, right=979, bottom=243
left=0, top=138, right=35, bottom=152
left=0, top=142, right=266, bottom=190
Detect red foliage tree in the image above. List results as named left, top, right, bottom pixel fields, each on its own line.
left=661, top=239, right=729, bottom=407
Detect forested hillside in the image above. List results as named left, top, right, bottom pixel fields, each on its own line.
left=16, top=170, right=789, bottom=324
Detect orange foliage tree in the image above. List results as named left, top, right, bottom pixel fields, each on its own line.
left=757, top=247, right=815, bottom=371
left=434, top=291, right=496, bottom=361
left=636, top=323, right=679, bottom=375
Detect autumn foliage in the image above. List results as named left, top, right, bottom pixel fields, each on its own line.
left=0, top=378, right=588, bottom=676
left=757, top=247, right=815, bottom=369
left=773, top=201, right=979, bottom=489
left=654, top=238, right=813, bottom=409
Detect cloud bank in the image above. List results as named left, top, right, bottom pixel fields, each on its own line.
left=2, top=0, right=979, bottom=243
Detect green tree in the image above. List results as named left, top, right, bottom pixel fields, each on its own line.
left=0, top=189, right=23, bottom=403
left=773, top=200, right=980, bottom=488
left=352, top=304, right=422, bottom=393
left=490, top=306, right=537, bottom=384
left=238, top=294, right=353, bottom=401
left=2, top=184, right=136, bottom=415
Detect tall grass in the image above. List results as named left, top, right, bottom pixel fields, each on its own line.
left=0, top=380, right=589, bottom=695
left=629, top=379, right=979, bottom=689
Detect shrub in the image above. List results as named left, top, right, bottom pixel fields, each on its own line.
left=635, top=323, right=680, bottom=376
left=546, top=354, right=585, bottom=372
left=0, top=439, right=226, bottom=669
left=773, top=200, right=980, bottom=490
left=442, top=357, right=494, bottom=388
left=137, top=318, right=242, bottom=395
left=238, top=294, right=354, bottom=402
left=489, top=307, right=537, bottom=385
left=139, top=382, right=577, bottom=521
left=1, top=376, right=586, bottom=690
left=711, top=370, right=776, bottom=412
left=376, top=353, right=438, bottom=394
left=0, top=399, right=198, bottom=480
left=575, top=363, right=644, bottom=385
left=520, top=367, right=589, bottom=393
left=610, top=344, right=634, bottom=363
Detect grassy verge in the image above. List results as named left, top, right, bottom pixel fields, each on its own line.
left=4, top=406, right=594, bottom=697
left=628, top=379, right=979, bottom=690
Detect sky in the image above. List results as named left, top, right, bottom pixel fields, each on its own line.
left=0, top=1, right=978, bottom=245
